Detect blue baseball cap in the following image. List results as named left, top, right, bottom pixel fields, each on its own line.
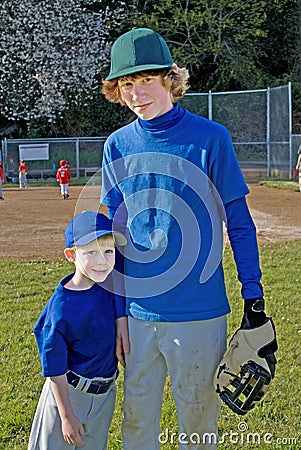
left=65, top=211, right=127, bottom=248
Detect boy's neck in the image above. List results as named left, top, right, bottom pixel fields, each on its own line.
left=64, top=274, right=95, bottom=291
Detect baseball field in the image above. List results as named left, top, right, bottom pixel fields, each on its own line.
left=0, top=182, right=300, bottom=449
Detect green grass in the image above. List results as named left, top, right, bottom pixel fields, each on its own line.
left=0, top=242, right=300, bottom=449
left=259, top=179, right=300, bottom=191
left=2, top=177, right=95, bottom=188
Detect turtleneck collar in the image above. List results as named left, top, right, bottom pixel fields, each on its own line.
left=138, top=103, right=185, bottom=131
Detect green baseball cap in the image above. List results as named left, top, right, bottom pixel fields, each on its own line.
left=105, top=28, right=173, bottom=80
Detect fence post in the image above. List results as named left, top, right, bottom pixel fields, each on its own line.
left=3, top=138, right=8, bottom=175
left=266, top=87, right=270, bottom=177
left=76, top=138, right=80, bottom=177
left=288, top=81, right=293, bottom=178
left=208, top=90, right=212, bottom=121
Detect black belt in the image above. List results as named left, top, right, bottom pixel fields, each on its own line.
left=67, top=370, right=117, bottom=395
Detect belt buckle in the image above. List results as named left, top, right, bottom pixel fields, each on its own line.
left=89, top=379, right=113, bottom=395
left=95, top=381, right=111, bottom=395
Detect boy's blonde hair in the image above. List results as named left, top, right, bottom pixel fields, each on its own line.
left=68, top=234, right=115, bottom=252
left=102, top=66, right=189, bottom=105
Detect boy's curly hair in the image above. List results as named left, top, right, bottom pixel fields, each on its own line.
left=102, top=65, right=189, bottom=106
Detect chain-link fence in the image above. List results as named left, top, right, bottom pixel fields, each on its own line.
left=1, top=137, right=106, bottom=182
left=1, top=84, right=292, bottom=182
left=179, top=83, right=292, bottom=180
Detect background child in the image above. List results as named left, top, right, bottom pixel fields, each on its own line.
left=28, top=210, right=127, bottom=450
left=56, top=159, right=71, bottom=199
left=18, top=159, right=28, bottom=188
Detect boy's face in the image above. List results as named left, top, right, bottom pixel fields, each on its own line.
left=73, top=237, right=115, bottom=284
left=118, top=74, right=173, bottom=120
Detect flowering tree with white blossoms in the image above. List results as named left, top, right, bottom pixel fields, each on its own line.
left=0, top=0, right=126, bottom=124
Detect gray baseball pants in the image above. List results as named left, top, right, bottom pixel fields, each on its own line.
left=28, top=377, right=116, bottom=450
left=122, top=316, right=227, bottom=450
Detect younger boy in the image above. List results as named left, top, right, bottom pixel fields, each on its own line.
left=56, top=159, right=71, bottom=199
left=28, top=210, right=127, bottom=450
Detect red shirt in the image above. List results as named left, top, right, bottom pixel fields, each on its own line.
left=56, top=166, right=71, bottom=184
left=18, top=163, right=28, bottom=174
left=0, top=166, right=4, bottom=182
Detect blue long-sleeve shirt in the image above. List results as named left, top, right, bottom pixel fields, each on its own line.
left=101, top=104, right=263, bottom=322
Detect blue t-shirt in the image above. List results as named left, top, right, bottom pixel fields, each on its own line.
left=34, top=273, right=117, bottom=378
left=101, top=105, right=261, bottom=322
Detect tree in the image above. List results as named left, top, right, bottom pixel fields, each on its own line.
left=0, top=0, right=126, bottom=128
left=130, top=0, right=285, bottom=91
left=1, top=0, right=299, bottom=136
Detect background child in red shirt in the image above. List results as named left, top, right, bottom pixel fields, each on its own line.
left=18, top=159, right=29, bottom=189
left=56, top=159, right=71, bottom=199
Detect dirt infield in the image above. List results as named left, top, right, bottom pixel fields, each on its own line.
left=1, top=183, right=300, bottom=260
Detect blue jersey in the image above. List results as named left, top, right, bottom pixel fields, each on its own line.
left=34, top=273, right=117, bottom=378
left=101, top=105, right=262, bottom=322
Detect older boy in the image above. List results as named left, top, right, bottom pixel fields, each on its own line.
left=28, top=211, right=127, bottom=450
left=101, top=28, right=272, bottom=449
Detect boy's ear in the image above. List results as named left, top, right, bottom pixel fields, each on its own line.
left=64, top=248, right=76, bottom=262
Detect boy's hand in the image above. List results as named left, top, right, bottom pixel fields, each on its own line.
left=50, top=374, right=85, bottom=446
left=116, top=316, right=130, bottom=367
left=62, top=414, right=86, bottom=446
